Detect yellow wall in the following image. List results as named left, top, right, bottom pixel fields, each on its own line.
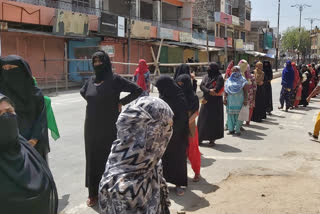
left=199, top=51, right=208, bottom=62
left=183, top=49, right=195, bottom=62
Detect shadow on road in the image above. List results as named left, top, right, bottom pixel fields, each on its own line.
left=58, top=194, right=70, bottom=213
left=246, top=124, right=269, bottom=130
left=200, top=156, right=216, bottom=167
left=269, top=114, right=285, bottom=119
left=239, top=130, right=266, bottom=141
left=262, top=120, right=279, bottom=126
left=169, top=178, right=219, bottom=212
left=213, top=144, right=242, bottom=153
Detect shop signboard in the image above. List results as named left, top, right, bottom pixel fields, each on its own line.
left=53, top=9, right=89, bottom=36
left=131, top=20, right=151, bottom=39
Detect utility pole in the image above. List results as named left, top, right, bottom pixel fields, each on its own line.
left=291, top=4, right=311, bottom=64
left=275, top=0, right=280, bottom=73
left=224, top=17, right=229, bottom=71
left=127, top=0, right=132, bottom=74
left=305, top=18, right=320, bottom=63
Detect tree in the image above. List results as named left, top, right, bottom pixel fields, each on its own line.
left=281, top=27, right=310, bottom=60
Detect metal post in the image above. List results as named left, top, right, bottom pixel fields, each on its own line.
left=224, top=19, right=228, bottom=71
left=127, top=0, right=132, bottom=74
left=64, top=41, right=68, bottom=90
left=275, top=0, right=280, bottom=73
left=291, top=4, right=311, bottom=64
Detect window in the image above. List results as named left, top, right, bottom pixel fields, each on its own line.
left=235, top=30, right=240, bottom=39
left=72, top=0, right=90, bottom=8
left=220, top=25, right=225, bottom=38
left=246, top=10, right=251, bottom=21
left=225, top=0, right=232, bottom=15
left=241, top=32, right=246, bottom=42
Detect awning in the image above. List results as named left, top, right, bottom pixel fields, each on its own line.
left=7, top=28, right=90, bottom=39
left=245, top=50, right=266, bottom=57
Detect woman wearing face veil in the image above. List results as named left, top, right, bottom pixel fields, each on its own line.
left=80, top=50, right=142, bottom=206
left=0, top=94, right=58, bottom=214
left=198, top=63, right=224, bottom=146
left=0, top=55, right=49, bottom=160
left=155, top=75, right=189, bottom=196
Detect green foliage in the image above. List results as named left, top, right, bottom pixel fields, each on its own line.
left=281, top=27, right=310, bottom=55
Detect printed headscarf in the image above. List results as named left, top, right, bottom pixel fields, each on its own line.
left=134, top=59, right=149, bottom=91
left=225, top=66, right=248, bottom=94
left=99, top=96, right=174, bottom=214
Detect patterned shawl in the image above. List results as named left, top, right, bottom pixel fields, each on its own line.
left=99, top=96, right=174, bottom=214
left=225, top=66, right=248, bottom=94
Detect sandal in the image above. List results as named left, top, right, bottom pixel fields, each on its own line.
left=209, top=140, right=216, bottom=146
left=175, top=187, right=185, bottom=196
left=86, top=197, right=98, bottom=207
left=193, top=174, right=201, bottom=182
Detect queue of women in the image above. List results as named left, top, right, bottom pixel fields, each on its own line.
left=1, top=50, right=316, bottom=214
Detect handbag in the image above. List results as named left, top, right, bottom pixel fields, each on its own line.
left=238, top=105, right=250, bottom=121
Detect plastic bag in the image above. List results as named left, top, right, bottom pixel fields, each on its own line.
left=238, top=105, right=249, bottom=121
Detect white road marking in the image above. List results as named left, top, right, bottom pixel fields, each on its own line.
left=203, top=155, right=277, bottom=161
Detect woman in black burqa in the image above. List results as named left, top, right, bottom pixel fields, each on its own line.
left=80, top=50, right=142, bottom=206
left=155, top=75, right=189, bottom=196
left=197, top=63, right=224, bottom=146
left=263, top=61, right=273, bottom=115
left=174, top=63, right=198, bottom=92
left=0, top=55, right=49, bottom=160
left=0, top=94, right=58, bottom=214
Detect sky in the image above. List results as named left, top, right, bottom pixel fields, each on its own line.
left=251, top=0, right=320, bottom=33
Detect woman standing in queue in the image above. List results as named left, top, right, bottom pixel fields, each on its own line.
left=176, top=73, right=201, bottom=182
left=198, top=63, right=224, bottom=146
left=263, top=61, right=273, bottom=115
left=224, top=66, right=248, bottom=135
left=251, top=62, right=266, bottom=122
left=0, top=55, right=49, bottom=160
left=80, top=50, right=142, bottom=206
left=155, top=75, right=189, bottom=196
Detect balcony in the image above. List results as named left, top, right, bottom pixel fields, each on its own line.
left=11, top=0, right=99, bottom=15
left=232, top=15, right=240, bottom=26
left=214, top=12, right=232, bottom=25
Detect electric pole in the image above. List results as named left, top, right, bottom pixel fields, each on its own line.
left=275, top=0, right=280, bottom=73
left=291, top=4, right=311, bottom=64
left=127, top=0, right=132, bottom=74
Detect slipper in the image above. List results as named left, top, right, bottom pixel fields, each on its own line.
left=86, top=197, right=98, bottom=207
left=175, top=187, right=185, bottom=196
left=193, top=174, right=201, bottom=182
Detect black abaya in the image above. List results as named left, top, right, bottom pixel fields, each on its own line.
left=263, top=61, right=273, bottom=113
left=251, top=85, right=266, bottom=122
left=300, top=71, right=311, bottom=106
left=198, top=74, right=224, bottom=142
left=81, top=75, right=142, bottom=197
left=156, top=76, right=189, bottom=187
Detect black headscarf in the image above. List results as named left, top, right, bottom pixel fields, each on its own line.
left=0, top=55, right=40, bottom=112
left=207, top=62, right=220, bottom=80
left=92, top=50, right=113, bottom=83
left=155, top=75, right=188, bottom=133
left=0, top=55, right=49, bottom=158
left=0, top=94, right=58, bottom=214
left=176, top=74, right=199, bottom=113
left=174, top=64, right=190, bottom=80
left=263, top=60, right=273, bottom=81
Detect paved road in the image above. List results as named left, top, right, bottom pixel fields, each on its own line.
left=48, top=77, right=320, bottom=214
